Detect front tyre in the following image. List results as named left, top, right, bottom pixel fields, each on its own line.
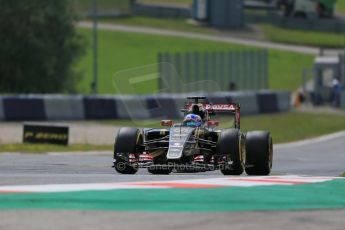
left=216, top=129, right=245, bottom=175
left=245, top=131, right=273, bottom=176
left=113, top=127, right=143, bottom=174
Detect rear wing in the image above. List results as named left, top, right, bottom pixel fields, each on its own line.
left=183, top=103, right=241, bottom=129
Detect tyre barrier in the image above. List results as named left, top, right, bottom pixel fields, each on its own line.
left=0, top=91, right=290, bottom=121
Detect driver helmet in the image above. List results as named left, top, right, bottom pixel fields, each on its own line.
left=183, top=114, right=202, bottom=127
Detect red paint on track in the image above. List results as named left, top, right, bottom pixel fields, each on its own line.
left=131, top=182, right=224, bottom=188
left=227, top=178, right=306, bottom=185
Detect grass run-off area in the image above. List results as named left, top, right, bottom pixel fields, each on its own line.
left=1, top=112, right=344, bottom=153
left=336, top=1, right=345, bottom=13
left=259, top=24, right=345, bottom=48
left=102, top=111, right=345, bottom=144
left=77, top=28, right=313, bottom=94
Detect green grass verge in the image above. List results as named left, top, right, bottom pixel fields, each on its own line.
left=239, top=112, right=345, bottom=143
left=76, top=28, right=313, bottom=93
left=260, top=24, right=345, bottom=48
left=102, top=112, right=345, bottom=144
left=0, top=144, right=112, bottom=153
left=73, top=0, right=130, bottom=15
left=268, top=49, right=312, bottom=91
left=336, top=1, right=345, bottom=13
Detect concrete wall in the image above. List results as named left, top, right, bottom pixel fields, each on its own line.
left=0, top=91, right=291, bottom=121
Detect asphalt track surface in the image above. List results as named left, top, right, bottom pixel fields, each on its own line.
left=0, top=131, right=344, bottom=229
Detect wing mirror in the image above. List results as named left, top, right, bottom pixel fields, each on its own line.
left=161, top=120, right=173, bottom=127
left=207, top=120, right=219, bottom=127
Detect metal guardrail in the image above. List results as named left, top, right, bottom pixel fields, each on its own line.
left=0, top=91, right=291, bottom=121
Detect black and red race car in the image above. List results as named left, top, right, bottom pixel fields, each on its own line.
left=113, top=96, right=273, bottom=175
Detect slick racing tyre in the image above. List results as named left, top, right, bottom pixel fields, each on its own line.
left=113, top=127, right=143, bottom=174
left=245, top=131, right=273, bottom=176
left=216, top=129, right=245, bottom=175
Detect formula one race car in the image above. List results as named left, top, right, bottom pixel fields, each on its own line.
left=113, top=96, right=273, bottom=175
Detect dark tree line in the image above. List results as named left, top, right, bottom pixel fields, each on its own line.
left=0, top=0, right=85, bottom=93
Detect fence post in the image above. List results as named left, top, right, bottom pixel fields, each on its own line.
left=174, top=53, right=181, bottom=93
left=185, top=52, right=191, bottom=91
left=219, top=52, right=225, bottom=91
left=158, top=53, right=162, bottom=93
left=263, top=49, right=269, bottom=89
left=163, top=53, right=175, bottom=93
left=193, top=52, right=199, bottom=92
left=204, top=52, right=209, bottom=92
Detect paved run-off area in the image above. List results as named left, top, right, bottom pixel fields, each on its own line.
left=0, top=131, right=345, bottom=229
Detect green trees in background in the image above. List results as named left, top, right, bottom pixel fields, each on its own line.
left=0, top=0, right=85, bottom=93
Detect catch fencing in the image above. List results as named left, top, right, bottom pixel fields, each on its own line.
left=158, top=50, right=269, bottom=93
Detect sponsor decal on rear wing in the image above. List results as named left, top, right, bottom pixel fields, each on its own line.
left=204, top=104, right=238, bottom=112
left=185, top=103, right=239, bottom=112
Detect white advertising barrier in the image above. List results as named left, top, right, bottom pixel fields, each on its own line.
left=231, top=92, right=259, bottom=115
left=277, top=91, right=291, bottom=112
left=115, top=95, right=151, bottom=120
left=44, top=95, right=85, bottom=120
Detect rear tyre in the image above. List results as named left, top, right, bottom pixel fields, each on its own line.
left=216, top=129, right=245, bottom=175
left=245, top=131, right=273, bottom=176
left=113, top=127, right=143, bottom=174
